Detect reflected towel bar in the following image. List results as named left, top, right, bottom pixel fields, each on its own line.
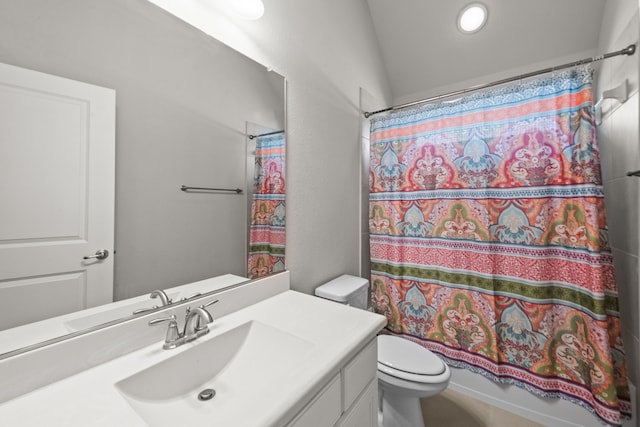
left=626, top=170, right=640, bottom=177
left=181, top=185, right=243, bottom=194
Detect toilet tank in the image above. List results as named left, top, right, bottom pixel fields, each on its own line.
left=314, top=275, right=369, bottom=309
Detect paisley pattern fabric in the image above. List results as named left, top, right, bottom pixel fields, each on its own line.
left=369, top=68, right=630, bottom=426
left=248, top=133, right=285, bottom=278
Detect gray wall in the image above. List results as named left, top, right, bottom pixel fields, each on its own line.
left=0, top=0, right=284, bottom=300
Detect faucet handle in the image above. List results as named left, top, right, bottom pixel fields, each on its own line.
left=200, top=299, right=219, bottom=309
left=179, top=292, right=202, bottom=302
left=132, top=305, right=159, bottom=315
left=148, top=314, right=177, bottom=326
left=149, top=314, right=181, bottom=349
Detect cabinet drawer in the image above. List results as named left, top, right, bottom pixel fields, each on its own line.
left=288, top=374, right=342, bottom=427
left=342, top=338, right=377, bottom=409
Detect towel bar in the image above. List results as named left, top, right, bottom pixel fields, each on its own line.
left=180, top=185, right=243, bottom=194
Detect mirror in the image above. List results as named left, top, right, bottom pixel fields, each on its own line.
left=0, top=0, right=285, bottom=356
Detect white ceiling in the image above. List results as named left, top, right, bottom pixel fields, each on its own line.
left=366, top=0, right=607, bottom=104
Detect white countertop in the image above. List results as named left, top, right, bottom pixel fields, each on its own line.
left=0, top=290, right=385, bottom=426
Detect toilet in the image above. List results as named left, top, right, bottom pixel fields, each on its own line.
left=315, top=275, right=451, bottom=427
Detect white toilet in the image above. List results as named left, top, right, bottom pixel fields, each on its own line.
left=315, top=275, right=451, bottom=427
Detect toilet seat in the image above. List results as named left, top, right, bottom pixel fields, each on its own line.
left=377, top=335, right=446, bottom=383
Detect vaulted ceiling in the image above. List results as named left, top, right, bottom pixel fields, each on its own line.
left=366, top=0, right=607, bottom=104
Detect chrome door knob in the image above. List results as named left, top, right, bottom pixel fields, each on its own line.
left=83, top=249, right=109, bottom=260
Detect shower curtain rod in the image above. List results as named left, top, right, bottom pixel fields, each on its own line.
left=248, top=130, right=284, bottom=139
left=363, top=44, right=636, bottom=118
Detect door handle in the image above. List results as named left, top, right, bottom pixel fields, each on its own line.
left=83, top=249, right=109, bottom=260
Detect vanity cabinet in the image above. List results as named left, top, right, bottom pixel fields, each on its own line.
left=288, top=338, right=378, bottom=427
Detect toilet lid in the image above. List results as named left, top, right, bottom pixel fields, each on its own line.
left=377, top=335, right=445, bottom=376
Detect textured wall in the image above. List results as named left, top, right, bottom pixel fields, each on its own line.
left=597, top=0, right=640, bottom=421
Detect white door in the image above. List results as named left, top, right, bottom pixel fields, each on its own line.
left=0, top=62, right=115, bottom=330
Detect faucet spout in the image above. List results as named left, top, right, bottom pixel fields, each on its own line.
left=150, top=289, right=172, bottom=306
left=183, top=307, right=214, bottom=340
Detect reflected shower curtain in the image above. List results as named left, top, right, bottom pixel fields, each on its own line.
left=369, top=67, right=631, bottom=425
left=248, top=133, right=285, bottom=278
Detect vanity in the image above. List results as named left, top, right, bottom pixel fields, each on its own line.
left=0, top=272, right=386, bottom=426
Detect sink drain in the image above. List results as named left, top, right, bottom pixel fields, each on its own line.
left=198, top=388, right=216, bottom=401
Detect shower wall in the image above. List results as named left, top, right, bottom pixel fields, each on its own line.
left=597, top=0, right=640, bottom=420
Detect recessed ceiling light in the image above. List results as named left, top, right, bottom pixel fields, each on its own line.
left=457, top=3, right=488, bottom=34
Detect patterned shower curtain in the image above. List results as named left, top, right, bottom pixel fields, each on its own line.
left=247, top=133, right=285, bottom=278
left=369, top=67, right=631, bottom=426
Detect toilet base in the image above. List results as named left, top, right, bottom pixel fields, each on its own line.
left=379, top=389, right=425, bottom=427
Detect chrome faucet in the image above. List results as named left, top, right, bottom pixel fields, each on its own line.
left=131, top=289, right=173, bottom=315
left=149, top=299, right=219, bottom=350
left=150, top=289, right=172, bottom=306
left=183, top=307, right=214, bottom=341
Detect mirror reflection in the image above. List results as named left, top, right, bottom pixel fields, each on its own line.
left=0, top=0, right=285, bottom=356
left=246, top=127, right=286, bottom=279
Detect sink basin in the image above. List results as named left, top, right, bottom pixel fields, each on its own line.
left=64, top=292, right=180, bottom=331
left=115, top=321, right=314, bottom=426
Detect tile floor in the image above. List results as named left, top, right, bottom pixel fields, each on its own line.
left=420, top=389, right=545, bottom=427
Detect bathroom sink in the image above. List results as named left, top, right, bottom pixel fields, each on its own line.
left=64, top=292, right=180, bottom=331
left=115, top=321, right=314, bottom=426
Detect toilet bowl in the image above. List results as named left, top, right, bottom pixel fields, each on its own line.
left=377, top=334, right=450, bottom=427
left=315, top=275, right=451, bottom=427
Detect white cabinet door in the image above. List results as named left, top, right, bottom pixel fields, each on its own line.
left=288, top=374, right=342, bottom=427
left=337, top=380, right=378, bottom=427
left=343, top=339, right=378, bottom=409
left=0, top=62, right=115, bottom=329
